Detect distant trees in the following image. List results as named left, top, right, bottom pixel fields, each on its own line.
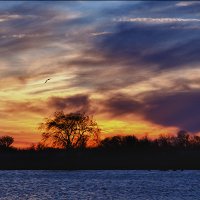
left=0, top=136, right=14, bottom=149
left=100, top=135, right=138, bottom=149
left=39, top=111, right=100, bottom=149
left=99, top=130, right=200, bottom=151
left=176, top=130, right=190, bottom=147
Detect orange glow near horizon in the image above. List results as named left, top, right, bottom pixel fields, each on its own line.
left=0, top=110, right=178, bottom=148
left=0, top=71, right=186, bottom=148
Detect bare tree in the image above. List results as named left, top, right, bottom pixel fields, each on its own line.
left=0, top=136, right=14, bottom=148
left=39, top=111, right=100, bottom=149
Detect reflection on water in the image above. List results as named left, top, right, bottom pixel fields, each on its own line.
left=0, top=170, right=200, bottom=200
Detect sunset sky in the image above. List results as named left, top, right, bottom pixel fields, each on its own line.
left=1, top=1, right=200, bottom=147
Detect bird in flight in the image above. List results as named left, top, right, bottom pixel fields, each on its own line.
left=44, top=78, right=51, bottom=84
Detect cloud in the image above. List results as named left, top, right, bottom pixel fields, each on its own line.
left=94, top=20, right=200, bottom=71
left=103, top=94, right=143, bottom=117
left=176, top=2, right=200, bottom=7
left=0, top=14, right=22, bottom=22
left=102, top=91, right=200, bottom=133
left=0, top=94, right=91, bottom=117
left=115, top=17, right=200, bottom=24
left=48, top=94, right=90, bottom=112
left=0, top=2, right=93, bottom=87
left=0, top=2, right=87, bottom=57
left=2, top=101, right=46, bottom=116
left=91, top=31, right=113, bottom=36
left=143, top=91, right=200, bottom=132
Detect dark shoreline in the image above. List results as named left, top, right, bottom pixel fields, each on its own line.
left=1, top=149, right=200, bottom=170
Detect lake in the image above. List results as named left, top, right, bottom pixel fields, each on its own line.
left=0, top=170, right=199, bottom=199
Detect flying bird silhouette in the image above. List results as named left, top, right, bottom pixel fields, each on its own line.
left=44, top=78, right=51, bottom=84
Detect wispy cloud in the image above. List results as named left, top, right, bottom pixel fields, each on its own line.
left=0, top=14, right=22, bottom=22
left=176, top=2, right=200, bottom=7
left=115, top=17, right=200, bottom=24
left=91, top=31, right=113, bottom=36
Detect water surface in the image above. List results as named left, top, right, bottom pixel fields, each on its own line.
left=0, top=170, right=199, bottom=200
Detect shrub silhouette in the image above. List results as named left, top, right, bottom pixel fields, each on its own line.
left=39, top=111, right=100, bottom=149
left=0, top=136, right=14, bottom=149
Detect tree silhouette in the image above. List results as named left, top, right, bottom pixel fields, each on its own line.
left=100, top=136, right=123, bottom=149
left=122, top=135, right=138, bottom=148
left=155, top=135, right=172, bottom=147
left=175, top=130, right=189, bottom=147
left=0, top=136, right=14, bottom=149
left=39, top=111, right=100, bottom=149
left=100, top=135, right=138, bottom=150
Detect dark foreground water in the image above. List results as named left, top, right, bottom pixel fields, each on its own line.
left=0, top=170, right=199, bottom=200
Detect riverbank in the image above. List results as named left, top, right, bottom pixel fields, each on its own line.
left=1, top=148, right=200, bottom=170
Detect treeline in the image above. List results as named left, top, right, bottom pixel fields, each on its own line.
left=99, top=130, right=200, bottom=151
left=1, top=111, right=200, bottom=169
left=1, top=131, right=200, bottom=169
left=2, top=130, right=200, bottom=152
